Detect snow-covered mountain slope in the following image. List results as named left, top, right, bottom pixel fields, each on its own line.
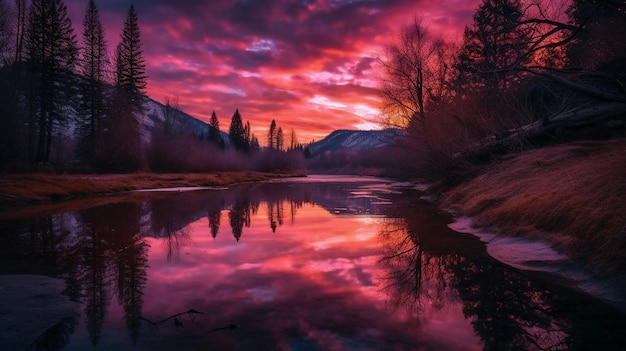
left=305, top=128, right=404, bottom=157
left=142, top=97, right=228, bottom=142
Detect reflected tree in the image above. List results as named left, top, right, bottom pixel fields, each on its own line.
left=105, top=202, right=149, bottom=345
left=267, top=200, right=284, bottom=233
left=378, top=193, right=626, bottom=350
left=116, top=237, right=149, bottom=345
left=81, top=221, right=113, bottom=346
left=229, top=198, right=253, bottom=242
left=28, top=316, right=77, bottom=351
left=208, top=207, right=221, bottom=239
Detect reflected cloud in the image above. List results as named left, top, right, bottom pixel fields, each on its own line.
left=3, top=180, right=626, bottom=350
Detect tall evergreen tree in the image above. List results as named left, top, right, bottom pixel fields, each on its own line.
left=116, top=4, right=146, bottom=113
left=276, top=127, right=284, bottom=151
left=244, top=120, right=251, bottom=146
left=456, top=0, right=530, bottom=90
left=207, top=110, right=221, bottom=143
left=78, top=0, right=108, bottom=161
left=26, top=0, right=78, bottom=163
left=96, top=5, right=145, bottom=171
left=250, top=134, right=260, bottom=151
left=228, top=109, right=247, bottom=151
left=268, top=119, right=276, bottom=149
left=567, top=0, right=626, bottom=71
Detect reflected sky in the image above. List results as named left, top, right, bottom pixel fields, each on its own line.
left=106, top=202, right=480, bottom=350
left=2, top=177, right=626, bottom=350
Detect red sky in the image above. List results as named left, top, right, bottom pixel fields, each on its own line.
left=67, top=0, right=481, bottom=144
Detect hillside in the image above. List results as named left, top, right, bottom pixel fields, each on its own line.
left=440, top=138, right=626, bottom=277
left=304, top=128, right=403, bottom=157
left=142, top=97, right=228, bottom=142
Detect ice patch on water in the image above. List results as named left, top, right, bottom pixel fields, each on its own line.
left=134, top=186, right=227, bottom=193
left=448, top=217, right=626, bottom=309
left=448, top=217, right=567, bottom=271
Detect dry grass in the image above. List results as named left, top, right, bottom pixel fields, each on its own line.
left=442, top=138, right=626, bottom=275
left=0, top=171, right=301, bottom=209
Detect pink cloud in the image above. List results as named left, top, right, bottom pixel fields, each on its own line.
left=67, top=0, right=481, bottom=144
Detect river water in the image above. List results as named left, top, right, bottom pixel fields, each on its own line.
left=0, top=175, right=625, bottom=350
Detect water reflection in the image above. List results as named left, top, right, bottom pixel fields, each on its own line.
left=1, top=177, right=625, bottom=350
left=379, top=196, right=626, bottom=350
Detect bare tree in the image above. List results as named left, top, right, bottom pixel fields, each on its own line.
left=0, top=0, right=13, bottom=66
left=13, top=0, right=26, bottom=64
left=379, top=17, right=454, bottom=127
left=289, top=128, right=298, bottom=150
left=162, top=95, right=182, bottom=135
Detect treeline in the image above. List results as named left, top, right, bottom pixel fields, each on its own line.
left=0, top=0, right=304, bottom=173
left=381, top=0, right=626, bottom=177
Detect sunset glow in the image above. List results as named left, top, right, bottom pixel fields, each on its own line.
left=66, top=0, right=481, bottom=143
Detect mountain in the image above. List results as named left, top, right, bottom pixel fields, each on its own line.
left=142, top=97, right=228, bottom=142
left=304, top=128, right=404, bottom=157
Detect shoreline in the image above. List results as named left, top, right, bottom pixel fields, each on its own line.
left=434, top=138, right=626, bottom=278
left=0, top=171, right=303, bottom=211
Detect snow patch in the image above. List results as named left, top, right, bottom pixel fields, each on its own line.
left=0, top=275, right=79, bottom=350
left=448, top=217, right=626, bottom=309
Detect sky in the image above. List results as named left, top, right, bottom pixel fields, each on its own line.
left=66, top=0, right=481, bottom=144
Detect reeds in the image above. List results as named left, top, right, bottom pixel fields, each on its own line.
left=0, top=172, right=295, bottom=208
left=443, top=139, right=626, bottom=275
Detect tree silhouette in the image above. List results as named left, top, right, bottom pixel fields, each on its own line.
left=208, top=207, right=221, bottom=239
left=78, top=0, right=109, bottom=162
left=276, top=126, right=284, bottom=151
left=115, top=5, right=146, bottom=112
left=207, top=110, right=223, bottom=147
left=26, top=0, right=77, bottom=163
left=268, top=119, right=277, bottom=149
left=228, top=109, right=247, bottom=151
left=380, top=17, right=452, bottom=126
left=456, top=0, right=531, bottom=90
left=96, top=5, right=145, bottom=171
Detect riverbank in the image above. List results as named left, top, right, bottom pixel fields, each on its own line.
left=0, top=171, right=301, bottom=210
left=437, top=138, right=626, bottom=277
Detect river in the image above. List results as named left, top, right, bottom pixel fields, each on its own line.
left=0, top=175, right=625, bottom=350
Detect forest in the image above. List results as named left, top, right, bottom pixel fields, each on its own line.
left=379, top=0, right=626, bottom=178
left=0, top=0, right=625, bottom=178
left=0, top=0, right=304, bottom=174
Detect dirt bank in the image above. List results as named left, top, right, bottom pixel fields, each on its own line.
left=440, top=138, right=626, bottom=276
left=0, top=171, right=300, bottom=210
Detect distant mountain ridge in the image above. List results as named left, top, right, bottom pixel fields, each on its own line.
left=305, top=128, right=403, bottom=157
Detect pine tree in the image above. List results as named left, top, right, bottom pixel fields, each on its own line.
left=289, top=128, right=298, bottom=150
left=78, top=0, right=108, bottom=161
left=208, top=110, right=222, bottom=145
left=250, top=134, right=260, bottom=151
left=244, top=120, right=251, bottom=146
left=26, top=0, right=78, bottom=163
left=228, top=109, right=246, bottom=151
left=276, top=127, right=284, bottom=151
left=96, top=5, right=145, bottom=171
left=116, top=4, right=146, bottom=113
left=456, top=0, right=530, bottom=90
left=268, top=119, right=276, bottom=149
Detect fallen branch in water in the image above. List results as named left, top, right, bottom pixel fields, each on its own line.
left=141, top=309, right=206, bottom=328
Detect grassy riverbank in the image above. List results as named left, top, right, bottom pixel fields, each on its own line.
left=439, top=138, right=626, bottom=276
left=0, top=171, right=300, bottom=209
